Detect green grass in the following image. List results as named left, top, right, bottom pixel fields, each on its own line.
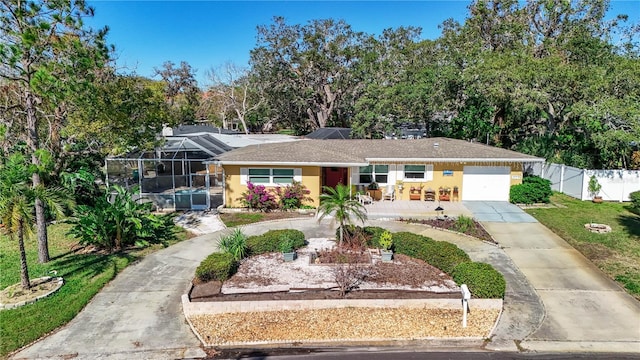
left=219, top=213, right=265, bottom=227
left=0, top=223, right=188, bottom=358
left=526, top=193, right=640, bottom=299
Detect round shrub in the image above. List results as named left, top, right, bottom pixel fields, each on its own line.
left=196, top=252, right=238, bottom=282
left=247, top=229, right=305, bottom=255
left=452, top=262, right=506, bottom=298
left=509, top=175, right=552, bottom=204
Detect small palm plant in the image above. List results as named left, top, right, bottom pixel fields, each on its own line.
left=317, top=184, right=367, bottom=247
left=0, top=153, right=70, bottom=289
left=218, top=228, right=248, bottom=261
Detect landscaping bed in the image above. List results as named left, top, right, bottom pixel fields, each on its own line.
left=399, top=217, right=496, bottom=243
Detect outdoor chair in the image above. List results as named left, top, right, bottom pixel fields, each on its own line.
left=357, top=193, right=373, bottom=205
left=382, top=185, right=395, bottom=201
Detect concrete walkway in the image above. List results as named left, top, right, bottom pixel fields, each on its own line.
left=484, top=221, right=640, bottom=353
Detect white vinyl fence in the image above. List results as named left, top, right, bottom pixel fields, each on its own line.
left=528, top=163, right=640, bottom=202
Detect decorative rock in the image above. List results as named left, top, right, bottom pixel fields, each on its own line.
left=584, top=223, right=612, bottom=234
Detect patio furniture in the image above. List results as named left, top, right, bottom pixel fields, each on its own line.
left=409, top=187, right=422, bottom=201
left=382, top=185, right=395, bottom=201
left=452, top=186, right=459, bottom=201
left=424, top=188, right=436, bottom=201
left=367, top=189, right=382, bottom=201
left=357, top=193, right=373, bottom=205
left=438, top=187, right=451, bottom=201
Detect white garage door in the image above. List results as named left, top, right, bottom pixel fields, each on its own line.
left=462, top=166, right=511, bottom=201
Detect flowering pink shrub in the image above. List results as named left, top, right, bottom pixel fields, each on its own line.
left=274, top=181, right=312, bottom=210
left=239, top=182, right=277, bottom=211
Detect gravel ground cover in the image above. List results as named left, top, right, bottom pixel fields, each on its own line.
left=222, top=238, right=459, bottom=294
left=189, top=307, right=500, bottom=346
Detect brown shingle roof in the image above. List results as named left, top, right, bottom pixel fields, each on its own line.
left=213, top=137, right=545, bottom=165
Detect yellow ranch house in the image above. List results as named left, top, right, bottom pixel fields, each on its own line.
left=209, top=137, right=545, bottom=208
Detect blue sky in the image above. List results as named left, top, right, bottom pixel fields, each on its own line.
left=87, top=1, right=639, bottom=87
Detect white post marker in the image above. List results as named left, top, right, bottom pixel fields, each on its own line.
left=461, top=284, right=471, bottom=328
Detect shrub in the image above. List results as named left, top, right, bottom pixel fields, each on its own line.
left=278, top=234, right=296, bottom=253
left=629, top=191, right=640, bottom=214
left=392, top=232, right=430, bottom=259
left=196, top=252, right=238, bottom=282
left=423, top=241, right=471, bottom=274
left=68, top=185, right=175, bottom=250
left=274, top=181, right=312, bottom=210
left=218, top=228, right=248, bottom=261
left=238, top=182, right=277, bottom=211
left=393, top=232, right=471, bottom=274
left=452, top=262, right=506, bottom=298
left=453, top=215, right=474, bottom=233
left=378, top=230, right=393, bottom=250
left=363, top=226, right=386, bottom=248
left=509, top=175, right=552, bottom=204
left=247, top=229, right=305, bottom=255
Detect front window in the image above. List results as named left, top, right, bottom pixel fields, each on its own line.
left=404, top=165, right=426, bottom=179
left=248, top=168, right=294, bottom=184
left=359, top=165, right=388, bottom=184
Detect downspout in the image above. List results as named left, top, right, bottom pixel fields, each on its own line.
left=105, top=158, right=109, bottom=187
left=206, top=163, right=211, bottom=210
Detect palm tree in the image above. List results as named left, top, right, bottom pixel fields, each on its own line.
left=0, top=153, right=70, bottom=289
left=317, top=184, right=367, bottom=247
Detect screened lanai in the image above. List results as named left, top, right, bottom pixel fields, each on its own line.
left=105, top=135, right=231, bottom=210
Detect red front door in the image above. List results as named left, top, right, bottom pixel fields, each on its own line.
left=323, top=167, right=348, bottom=189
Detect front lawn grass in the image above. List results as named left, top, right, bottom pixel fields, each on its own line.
left=219, top=212, right=308, bottom=228
left=0, top=223, right=188, bottom=358
left=526, top=193, right=640, bottom=299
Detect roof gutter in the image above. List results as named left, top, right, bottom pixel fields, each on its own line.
left=206, top=160, right=369, bottom=167
left=365, top=157, right=546, bottom=163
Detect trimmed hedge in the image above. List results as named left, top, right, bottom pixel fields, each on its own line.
left=392, top=232, right=471, bottom=274
left=510, top=175, right=552, bottom=204
left=247, top=229, right=305, bottom=255
left=452, top=262, right=506, bottom=298
left=630, top=190, right=640, bottom=214
left=196, top=252, right=238, bottom=282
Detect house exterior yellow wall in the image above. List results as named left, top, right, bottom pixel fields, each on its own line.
left=394, top=162, right=523, bottom=201
left=223, top=162, right=524, bottom=206
left=222, top=165, right=321, bottom=208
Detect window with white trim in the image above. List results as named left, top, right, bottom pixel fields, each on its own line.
left=403, top=164, right=434, bottom=181
left=241, top=168, right=300, bottom=185
left=359, top=165, right=389, bottom=184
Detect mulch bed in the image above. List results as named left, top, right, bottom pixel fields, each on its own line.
left=400, top=217, right=496, bottom=243
left=190, top=254, right=458, bottom=302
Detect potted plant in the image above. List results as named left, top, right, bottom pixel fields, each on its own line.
left=588, top=175, right=603, bottom=203
left=367, top=181, right=381, bottom=200
left=279, top=235, right=297, bottom=262
left=379, top=230, right=393, bottom=262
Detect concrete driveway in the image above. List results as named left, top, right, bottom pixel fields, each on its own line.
left=479, top=214, right=640, bottom=352
left=463, top=201, right=537, bottom=222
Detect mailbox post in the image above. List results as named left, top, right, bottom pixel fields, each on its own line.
left=461, top=284, right=471, bottom=328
